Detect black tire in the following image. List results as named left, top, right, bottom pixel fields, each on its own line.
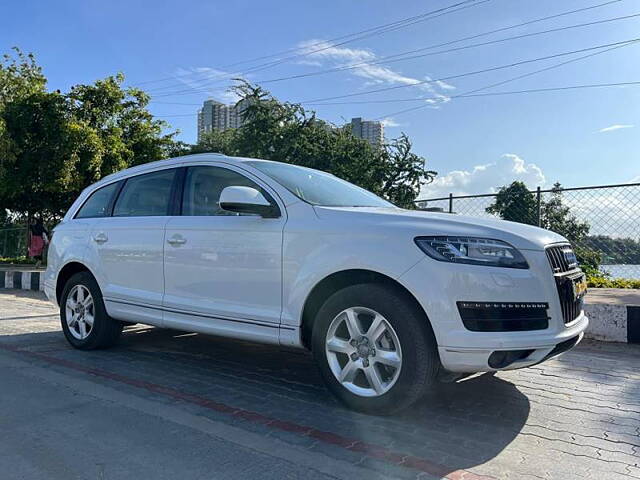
left=60, top=272, right=123, bottom=350
left=312, top=283, right=440, bottom=415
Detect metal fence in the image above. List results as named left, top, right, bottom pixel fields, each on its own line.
left=3, top=182, right=639, bottom=278
left=416, top=182, right=640, bottom=280
left=0, top=227, right=29, bottom=259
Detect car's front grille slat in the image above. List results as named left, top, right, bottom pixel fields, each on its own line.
left=546, top=244, right=583, bottom=324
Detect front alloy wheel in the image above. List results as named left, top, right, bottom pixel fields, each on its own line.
left=312, top=283, right=440, bottom=415
left=325, top=307, right=402, bottom=397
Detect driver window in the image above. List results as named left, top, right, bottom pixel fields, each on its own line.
left=182, top=166, right=263, bottom=216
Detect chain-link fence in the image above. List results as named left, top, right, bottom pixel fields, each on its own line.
left=416, top=182, right=640, bottom=280
left=0, top=226, right=29, bottom=259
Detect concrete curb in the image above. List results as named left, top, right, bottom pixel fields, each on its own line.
left=0, top=270, right=44, bottom=291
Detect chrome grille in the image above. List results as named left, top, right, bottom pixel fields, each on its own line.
left=546, top=244, right=583, bottom=324
left=546, top=244, right=578, bottom=274
left=556, top=274, right=584, bottom=324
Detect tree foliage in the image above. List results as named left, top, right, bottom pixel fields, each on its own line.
left=540, top=183, right=589, bottom=241
left=188, top=81, right=435, bottom=208
left=485, top=181, right=538, bottom=226
left=0, top=49, right=177, bottom=219
left=486, top=181, right=599, bottom=274
left=486, top=181, right=590, bottom=242
left=0, top=52, right=435, bottom=222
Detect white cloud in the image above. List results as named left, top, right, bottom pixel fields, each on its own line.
left=173, top=67, right=241, bottom=104
left=296, top=39, right=452, bottom=104
left=420, top=154, right=546, bottom=199
left=380, top=117, right=401, bottom=127
left=434, top=80, right=456, bottom=91
left=597, top=124, right=634, bottom=133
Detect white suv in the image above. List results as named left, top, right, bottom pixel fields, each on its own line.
left=44, top=153, right=589, bottom=414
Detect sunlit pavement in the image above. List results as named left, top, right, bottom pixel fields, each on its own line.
left=1, top=290, right=638, bottom=480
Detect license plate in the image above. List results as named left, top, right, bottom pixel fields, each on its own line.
left=572, top=274, right=588, bottom=300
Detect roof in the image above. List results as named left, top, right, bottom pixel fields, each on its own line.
left=96, top=153, right=262, bottom=185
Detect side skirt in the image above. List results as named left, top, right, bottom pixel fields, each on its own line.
left=104, top=297, right=303, bottom=348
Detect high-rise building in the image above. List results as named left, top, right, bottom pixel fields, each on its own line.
left=350, top=117, right=384, bottom=147
left=197, top=99, right=250, bottom=142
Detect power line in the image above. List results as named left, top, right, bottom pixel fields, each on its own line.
left=146, top=0, right=487, bottom=95
left=256, top=11, right=640, bottom=85
left=144, top=0, right=626, bottom=97
left=372, top=39, right=640, bottom=120
left=135, top=0, right=486, bottom=90
left=151, top=39, right=639, bottom=119
left=222, top=0, right=484, bottom=70
left=153, top=80, right=640, bottom=117
left=236, top=1, right=489, bottom=76
left=300, top=81, right=640, bottom=105
left=365, top=0, right=625, bottom=65
left=299, top=37, right=640, bottom=104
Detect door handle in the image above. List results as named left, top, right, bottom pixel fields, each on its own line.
left=93, top=233, right=108, bottom=244
left=167, top=236, right=186, bottom=246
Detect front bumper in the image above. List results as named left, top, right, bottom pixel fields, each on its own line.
left=398, top=248, right=589, bottom=373
left=437, top=314, right=587, bottom=372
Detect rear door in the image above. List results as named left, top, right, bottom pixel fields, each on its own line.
left=163, top=165, right=285, bottom=333
left=88, top=168, right=177, bottom=323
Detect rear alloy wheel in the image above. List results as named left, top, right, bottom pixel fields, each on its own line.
left=312, top=283, right=439, bottom=415
left=65, top=285, right=95, bottom=340
left=60, top=272, right=123, bottom=350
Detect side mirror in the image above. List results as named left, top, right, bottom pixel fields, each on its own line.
left=219, top=186, right=280, bottom=218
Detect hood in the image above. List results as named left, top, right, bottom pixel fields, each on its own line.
left=313, top=206, right=567, bottom=251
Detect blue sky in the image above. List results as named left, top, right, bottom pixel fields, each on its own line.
left=2, top=0, right=639, bottom=198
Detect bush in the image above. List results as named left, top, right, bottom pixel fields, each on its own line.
left=586, top=274, right=640, bottom=289
left=0, top=256, right=38, bottom=265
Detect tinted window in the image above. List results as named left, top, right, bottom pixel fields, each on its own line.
left=75, top=182, right=119, bottom=219
left=182, top=166, right=263, bottom=216
left=113, top=169, right=176, bottom=217
left=246, top=160, right=393, bottom=207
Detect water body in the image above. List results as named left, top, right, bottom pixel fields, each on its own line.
left=599, top=264, right=640, bottom=280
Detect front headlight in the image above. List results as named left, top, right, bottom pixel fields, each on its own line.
left=414, top=236, right=529, bottom=269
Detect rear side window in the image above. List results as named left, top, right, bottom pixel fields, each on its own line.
left=113, top=169, right=176, bottom=217
left=182, top=166, right=264, bottom=216
left=75, top=182, right=119, bottom=219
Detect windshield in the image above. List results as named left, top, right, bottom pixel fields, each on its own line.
left=246, top=161, right=394, bottom=208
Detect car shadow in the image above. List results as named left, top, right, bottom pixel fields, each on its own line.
left=1, top=325, right=531, bottom=476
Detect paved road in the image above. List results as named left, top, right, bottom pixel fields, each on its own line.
left=0, top=290, right=638, bottom=480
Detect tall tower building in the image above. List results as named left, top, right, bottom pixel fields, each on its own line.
left=197, top=99, right=252, bottom=142
left=350, top=117, right=384, bottom=147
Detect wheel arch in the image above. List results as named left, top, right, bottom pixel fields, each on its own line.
left=300, top=268, right=432, bottom=350
left=56, top=261, right=96, bottom=304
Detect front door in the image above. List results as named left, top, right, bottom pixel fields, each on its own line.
left=163, top=165, right=285, bottom=333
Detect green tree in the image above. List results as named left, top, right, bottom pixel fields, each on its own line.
left=0, top=48, right=46, bottom=104
left=485, top=181, right=538, bottom=225
left=186, top=81, right=435, bottom=207
left=540, top=182, right=589, bottom=242
left=487, top=181, right=600, bottom=275
left=67, top=73, right=177, bottom=173
left=0, top=48, right=48, bottom=221
left=0, top=90, right=93, bottom=218
left=0, top=50, right=178, bottom=220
